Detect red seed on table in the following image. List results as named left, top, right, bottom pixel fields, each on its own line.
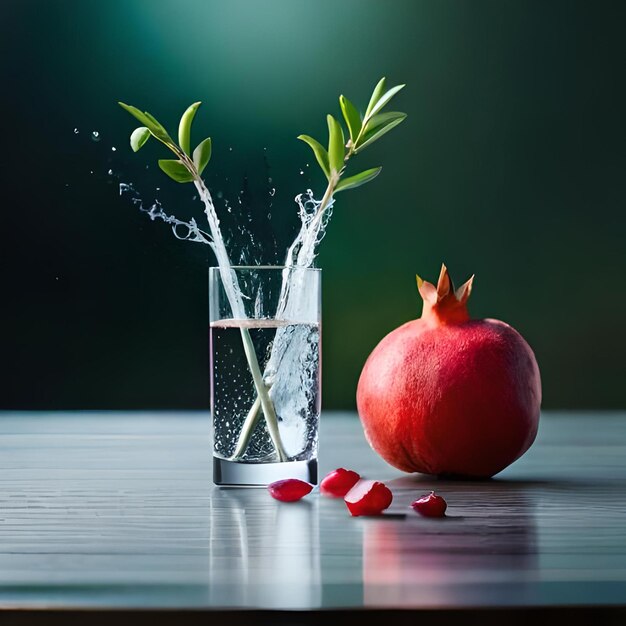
left=268, top=478, right=313, bottom=502
left=411, top=491, right=447, bottom=517
left=320, top=468, right=361, bottom=497
left=344, top=479, right=393, bottom=516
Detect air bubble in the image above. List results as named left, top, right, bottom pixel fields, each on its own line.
left=73, top=128, right=79, bottom=134
left=111, top=146, right=117, bottom=151
left=91, top=131, right=101, bottom=142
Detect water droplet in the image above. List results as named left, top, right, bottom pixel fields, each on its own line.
left=90, top=170, right=93, bottom=174
left=111, top=146, right=116, bottom=151
left=192, top=195, right=197, bottom=201
left=267, top=213, right=272, bottom=220
left=73, top=128, right=79, bottom=134
left=217, top=191, right=223, bottom=199
left=299, top=170, right=304, bottom=175
left=306, top=163, right=310, bottom=167
left=156, top=187, right=160, bottom=191
left=229, top=147, right=233, bottom=151
left=268, top=177, right=273, bottom=183
left=269, top=188, right=276, bottom=196
left=145, top=165, right=149, bottom=169
left=107, top=169, right=113, bottom=175
left=91, top=131, right=101, bottom=142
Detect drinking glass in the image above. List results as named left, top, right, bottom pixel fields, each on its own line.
left=209, top=266, right=321, bottom=486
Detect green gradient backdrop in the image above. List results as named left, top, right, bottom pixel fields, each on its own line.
left=1, top=0, right=624, bottom=409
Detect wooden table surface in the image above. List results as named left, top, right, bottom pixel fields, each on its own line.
left=0, top=411, right=624, bottom=624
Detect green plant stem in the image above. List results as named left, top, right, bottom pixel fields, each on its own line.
left=172, top=150, right=288, bottom=463
left=238, top=329, right=287, bottom=462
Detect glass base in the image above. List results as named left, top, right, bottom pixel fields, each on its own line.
left=213, top=457, right=318, bottom=486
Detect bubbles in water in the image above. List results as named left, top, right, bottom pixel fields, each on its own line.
left=91, top=131, right=101, bottom=142
left=299, top=170, right=304, bottom=175
left=111, top=146, right=116, bottom=151
left=269, top=188, right=276, bottom=197
left=217, top=191, right=223, bottom=199
left=107, top=169, right=113, bottom=175
left=73, top=128, right=79, bottom=134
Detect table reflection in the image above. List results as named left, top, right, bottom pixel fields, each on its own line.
left=363, top=478, right=539, bottom=607
left=209, top=487, right=321, bottom=608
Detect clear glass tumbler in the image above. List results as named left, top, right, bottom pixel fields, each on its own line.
left=209, top=266, right=321, bottom=486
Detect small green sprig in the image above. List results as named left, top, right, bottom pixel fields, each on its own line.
left=297, top=77, right=406, bottom=201
left=118, top=101, right=212, bottom=183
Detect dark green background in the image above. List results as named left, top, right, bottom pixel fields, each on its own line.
left=1, top=0, right=624, bottom=410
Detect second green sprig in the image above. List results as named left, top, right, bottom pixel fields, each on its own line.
left=297, top=77, right=406, bottom=204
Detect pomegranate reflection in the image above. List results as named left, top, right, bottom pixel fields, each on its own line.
left=363, top=481, right=538, bottom=607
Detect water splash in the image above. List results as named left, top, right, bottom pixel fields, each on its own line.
left=119, top=182, right=212, bottom=246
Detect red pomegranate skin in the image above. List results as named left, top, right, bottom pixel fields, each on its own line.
left=356, top=265, right=541, bottom=479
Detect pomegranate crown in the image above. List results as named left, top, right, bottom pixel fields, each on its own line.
left=416, top=264, right=474, bottom=324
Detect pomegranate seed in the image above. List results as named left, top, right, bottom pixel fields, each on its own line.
left=320, top=468, right=361, bottom=497
left=267, top=478, right=313, bottom=502
left=411, top=491, right=447, bottom=517
left=344, top=479, right=393, bottom=516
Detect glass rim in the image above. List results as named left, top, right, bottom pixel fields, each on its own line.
left=209, top=265, right=321, bottom=272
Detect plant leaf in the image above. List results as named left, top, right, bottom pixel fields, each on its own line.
left=118, top=102, right=173, bottom=145
left=364, top=111, right=407, bottom=132
left=367, top=84, right=406, bottom=119
left=327, top=114, right=345, bottom=174
left=192, top=137, right=212, bottom=175
left=334, top=167, right=382, bottom=193
left=130, top=127, right=151, bottom=152
left=143, top=111, right=174, bottom=144
left=297, top=135, right=330, bottom=179
left=339, top=95, right=361, bottom=143
left=158, top=159, right=194, bottom=183
left=178, top=101, right=201, bottom=155
left=355, top=113, right=407, bottom=153
left=364, top=77, right=386, bottom=119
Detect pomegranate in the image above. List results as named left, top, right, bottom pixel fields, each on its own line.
left=411, top=491, right=447, bottom=517
left=267, top=478, right=313, bottom=502
left=356, top=264, right=541, bottom=478
left=344, top=479, right=393, bottom=516
left=320, top=468, right=361, bottom=497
